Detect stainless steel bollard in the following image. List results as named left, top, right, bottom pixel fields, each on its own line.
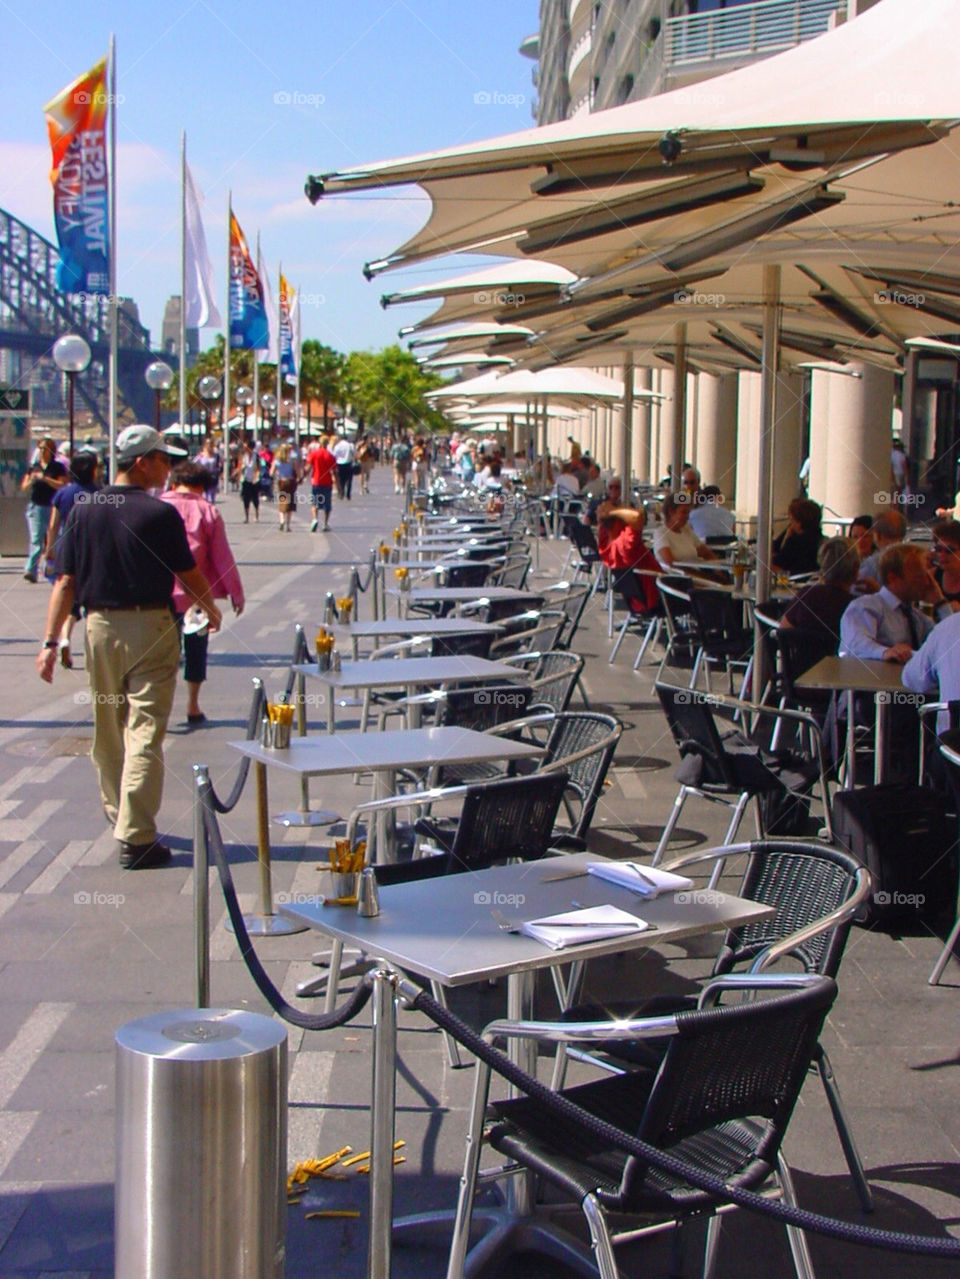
left=115, top=1008, right=287, bottom=1279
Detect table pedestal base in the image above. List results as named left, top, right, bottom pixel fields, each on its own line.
left=272, top=809, right=340, bottom=827
left=393, top=1203, right=599, bottom=1278
left=296, top=949, right=372, bottom=997
left=228, top=912, right=307, bottom=937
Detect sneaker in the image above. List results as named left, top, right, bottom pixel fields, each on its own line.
left=23, top=573, right=36, bottom=583
left=118, top=840, right=172, bottom=870
left=310, top=518, right=318, bottom=532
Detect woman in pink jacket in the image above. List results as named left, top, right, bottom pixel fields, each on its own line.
left=161, top=461, right=245, bottom=725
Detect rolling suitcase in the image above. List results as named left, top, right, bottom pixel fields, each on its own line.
left=831, top=783, right=958, bottom=924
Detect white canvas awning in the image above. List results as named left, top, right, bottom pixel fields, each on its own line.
left=307, top=0, right=960, bottom=280
left=426, top=366, right=625, bottom=405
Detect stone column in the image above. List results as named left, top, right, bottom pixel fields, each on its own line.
left=694, top=372, right=738, bottom=505
left=809, top=362, right=895, bottom=517
left=635, top=366, right=653, bottom=484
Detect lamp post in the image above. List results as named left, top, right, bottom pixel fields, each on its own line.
left=260, top=392, right=277, bottom=441
left=197, top=374, right=223, bottom=440
left=144, top=360, right=174, bottom=431
left=235, top=385, right=254, bottom=443
left=52, top=334, right=91, bottom=460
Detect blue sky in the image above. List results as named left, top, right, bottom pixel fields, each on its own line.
left=1, top=1, right=538, bottom=355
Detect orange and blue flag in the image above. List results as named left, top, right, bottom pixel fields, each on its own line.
left=44, top=57, right=110, bottom=295
left=229, top=210, right=268, bottom=350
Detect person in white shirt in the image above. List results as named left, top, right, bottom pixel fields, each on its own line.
left=689, top=485, right=736, bottom=540
left=840, top=543, right=943, bottom=663
left=903, top=610, right=960, bottom=731
left=653, top=492, right=720, bottom=576
left=332, top=434, right=355, bottom=500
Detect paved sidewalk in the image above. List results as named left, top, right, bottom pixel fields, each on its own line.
left=0, top=466, right=957, bottom=1276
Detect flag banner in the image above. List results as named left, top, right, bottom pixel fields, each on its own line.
left=279, top=273, right=297, bottom=380
left=259, top=246, right=278, bottom=360
left=44, top=56, right=110, bottom=295
left=228, top=210, right=267, bottom=349
left=184, top=162, right=222, bottom=328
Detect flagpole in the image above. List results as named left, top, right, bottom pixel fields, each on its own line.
left=107, top=33, right=118, bottom=478
left=179, top=131, right=187, bottom=433
left=276, top=262, right=283, bottom=430
left=224, top=192, right=231, bottom=450
left=294, top=290, right=302, bottom=457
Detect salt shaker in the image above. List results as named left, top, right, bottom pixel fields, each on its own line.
left=356, top=867, right=381, bottom=917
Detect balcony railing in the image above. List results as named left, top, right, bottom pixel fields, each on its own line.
left=664, top=0, right=843, bottom=69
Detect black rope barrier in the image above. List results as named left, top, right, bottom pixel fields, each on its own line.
left=201, top=796, right=371, bottom=1032
left=411, top=989, right=960, bottom=1259
left=354, top=553, right=376, bottom=594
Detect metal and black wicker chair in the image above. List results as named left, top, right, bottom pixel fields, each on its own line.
left=560, top=838, right=873, bottom=1212
left=448, top=973, right=837, bottom=1279
left=652, top=683, right=833, bottom=868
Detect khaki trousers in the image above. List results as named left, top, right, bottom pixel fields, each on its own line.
left=85, top=608, right=180, bottom=846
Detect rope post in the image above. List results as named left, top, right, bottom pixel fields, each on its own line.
left=192, top=765, right=210, bottom=1009
left=348, top=564, right=359, bottom=620
left=369, top=547, right=380, bottom=620
left=369, top=968, right=399, bottom=1279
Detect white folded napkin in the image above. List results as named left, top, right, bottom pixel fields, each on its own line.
left=586, top=861, right=694, bottom=898
left=521, top=904, right=649, bottom=950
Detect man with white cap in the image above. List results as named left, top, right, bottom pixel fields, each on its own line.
left=36, top=426, right=222, bottom=870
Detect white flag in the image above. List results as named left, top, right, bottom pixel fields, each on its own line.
left=258, top=244, right=278, bottom=360
left=183, top=162, right=222, bottom=328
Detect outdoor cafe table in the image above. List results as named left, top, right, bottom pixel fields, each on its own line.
left=796, top=655, right=906, bottom=787
left=280, top=849, right=774, bottom=1279
left=294, top=654, right=526, bottom=731
left=387, top=585, right=532, bottom=617
left=227, top=727, right=543, bottom=932
left=331, top=616, right=502, bottom=659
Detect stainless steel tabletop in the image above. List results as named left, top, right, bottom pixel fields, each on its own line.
left=280, top=850, right=774, bottom=987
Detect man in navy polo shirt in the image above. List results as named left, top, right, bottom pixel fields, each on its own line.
left=36, top=426, right=222, bottom=869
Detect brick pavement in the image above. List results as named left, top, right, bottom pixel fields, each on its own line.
left=0, top=465, right=957, bottom=1276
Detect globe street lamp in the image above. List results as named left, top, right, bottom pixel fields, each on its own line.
left=52, top=334, right=91, bottom=460
left=144, top=360, right=174, bottom=431
left=260, top=392, right=277, bottom=439
left=197, top=374, right=223, bottom=438
left=235, top=385, right=254, bottom=442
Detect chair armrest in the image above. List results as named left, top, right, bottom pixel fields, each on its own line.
left=749, top=867, right=872, bottom=972
left=484, top=710, right=557, bottom=739
left=697, top=972, right=834, bottom=1008
left=481, top=1013, right=681, bottom=1048
left=344, top=785, right=469, bottom=848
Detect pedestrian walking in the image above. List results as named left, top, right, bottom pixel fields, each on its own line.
left=161, top=461, right=244, bottom=725
left=271, top=443, right=301, bottom=532
left=333, top=433, right=355, bottom=500
left=42, top=449, right=100, bottom=668
left=36, top=425, right=221, bottom=870
left=235, top=441, right=261, bottom=522
left=307, top=434, right=336, bottom=532
left=21, top=437, right=67, bottom=582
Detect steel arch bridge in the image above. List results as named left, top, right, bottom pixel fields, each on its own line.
left=0, top=206, right=161, bottom=427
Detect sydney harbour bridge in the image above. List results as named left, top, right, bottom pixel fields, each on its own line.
left=0, top=206, right=162, bottom=429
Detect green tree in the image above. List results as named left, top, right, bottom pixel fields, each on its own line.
left=300, top=340, right=345, bottom=432
left=343, top=345, right=444, bottom=438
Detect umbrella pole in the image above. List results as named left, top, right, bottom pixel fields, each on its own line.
left=753, top=264, right=781, bottom=701
left=617, top=352, right=634, bottom=494
left=672, top=324, right=687, bottom=489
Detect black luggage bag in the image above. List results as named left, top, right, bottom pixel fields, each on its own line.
left=831, top=783, right=958, bottom=925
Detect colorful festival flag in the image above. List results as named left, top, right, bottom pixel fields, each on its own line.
left=228, top=210, right=268, bottom=350
left=279, top=273, right=297, bottom=380
left=183, top=161, right=222, bottom=329
left=44, top=56, right=110, bottom=295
